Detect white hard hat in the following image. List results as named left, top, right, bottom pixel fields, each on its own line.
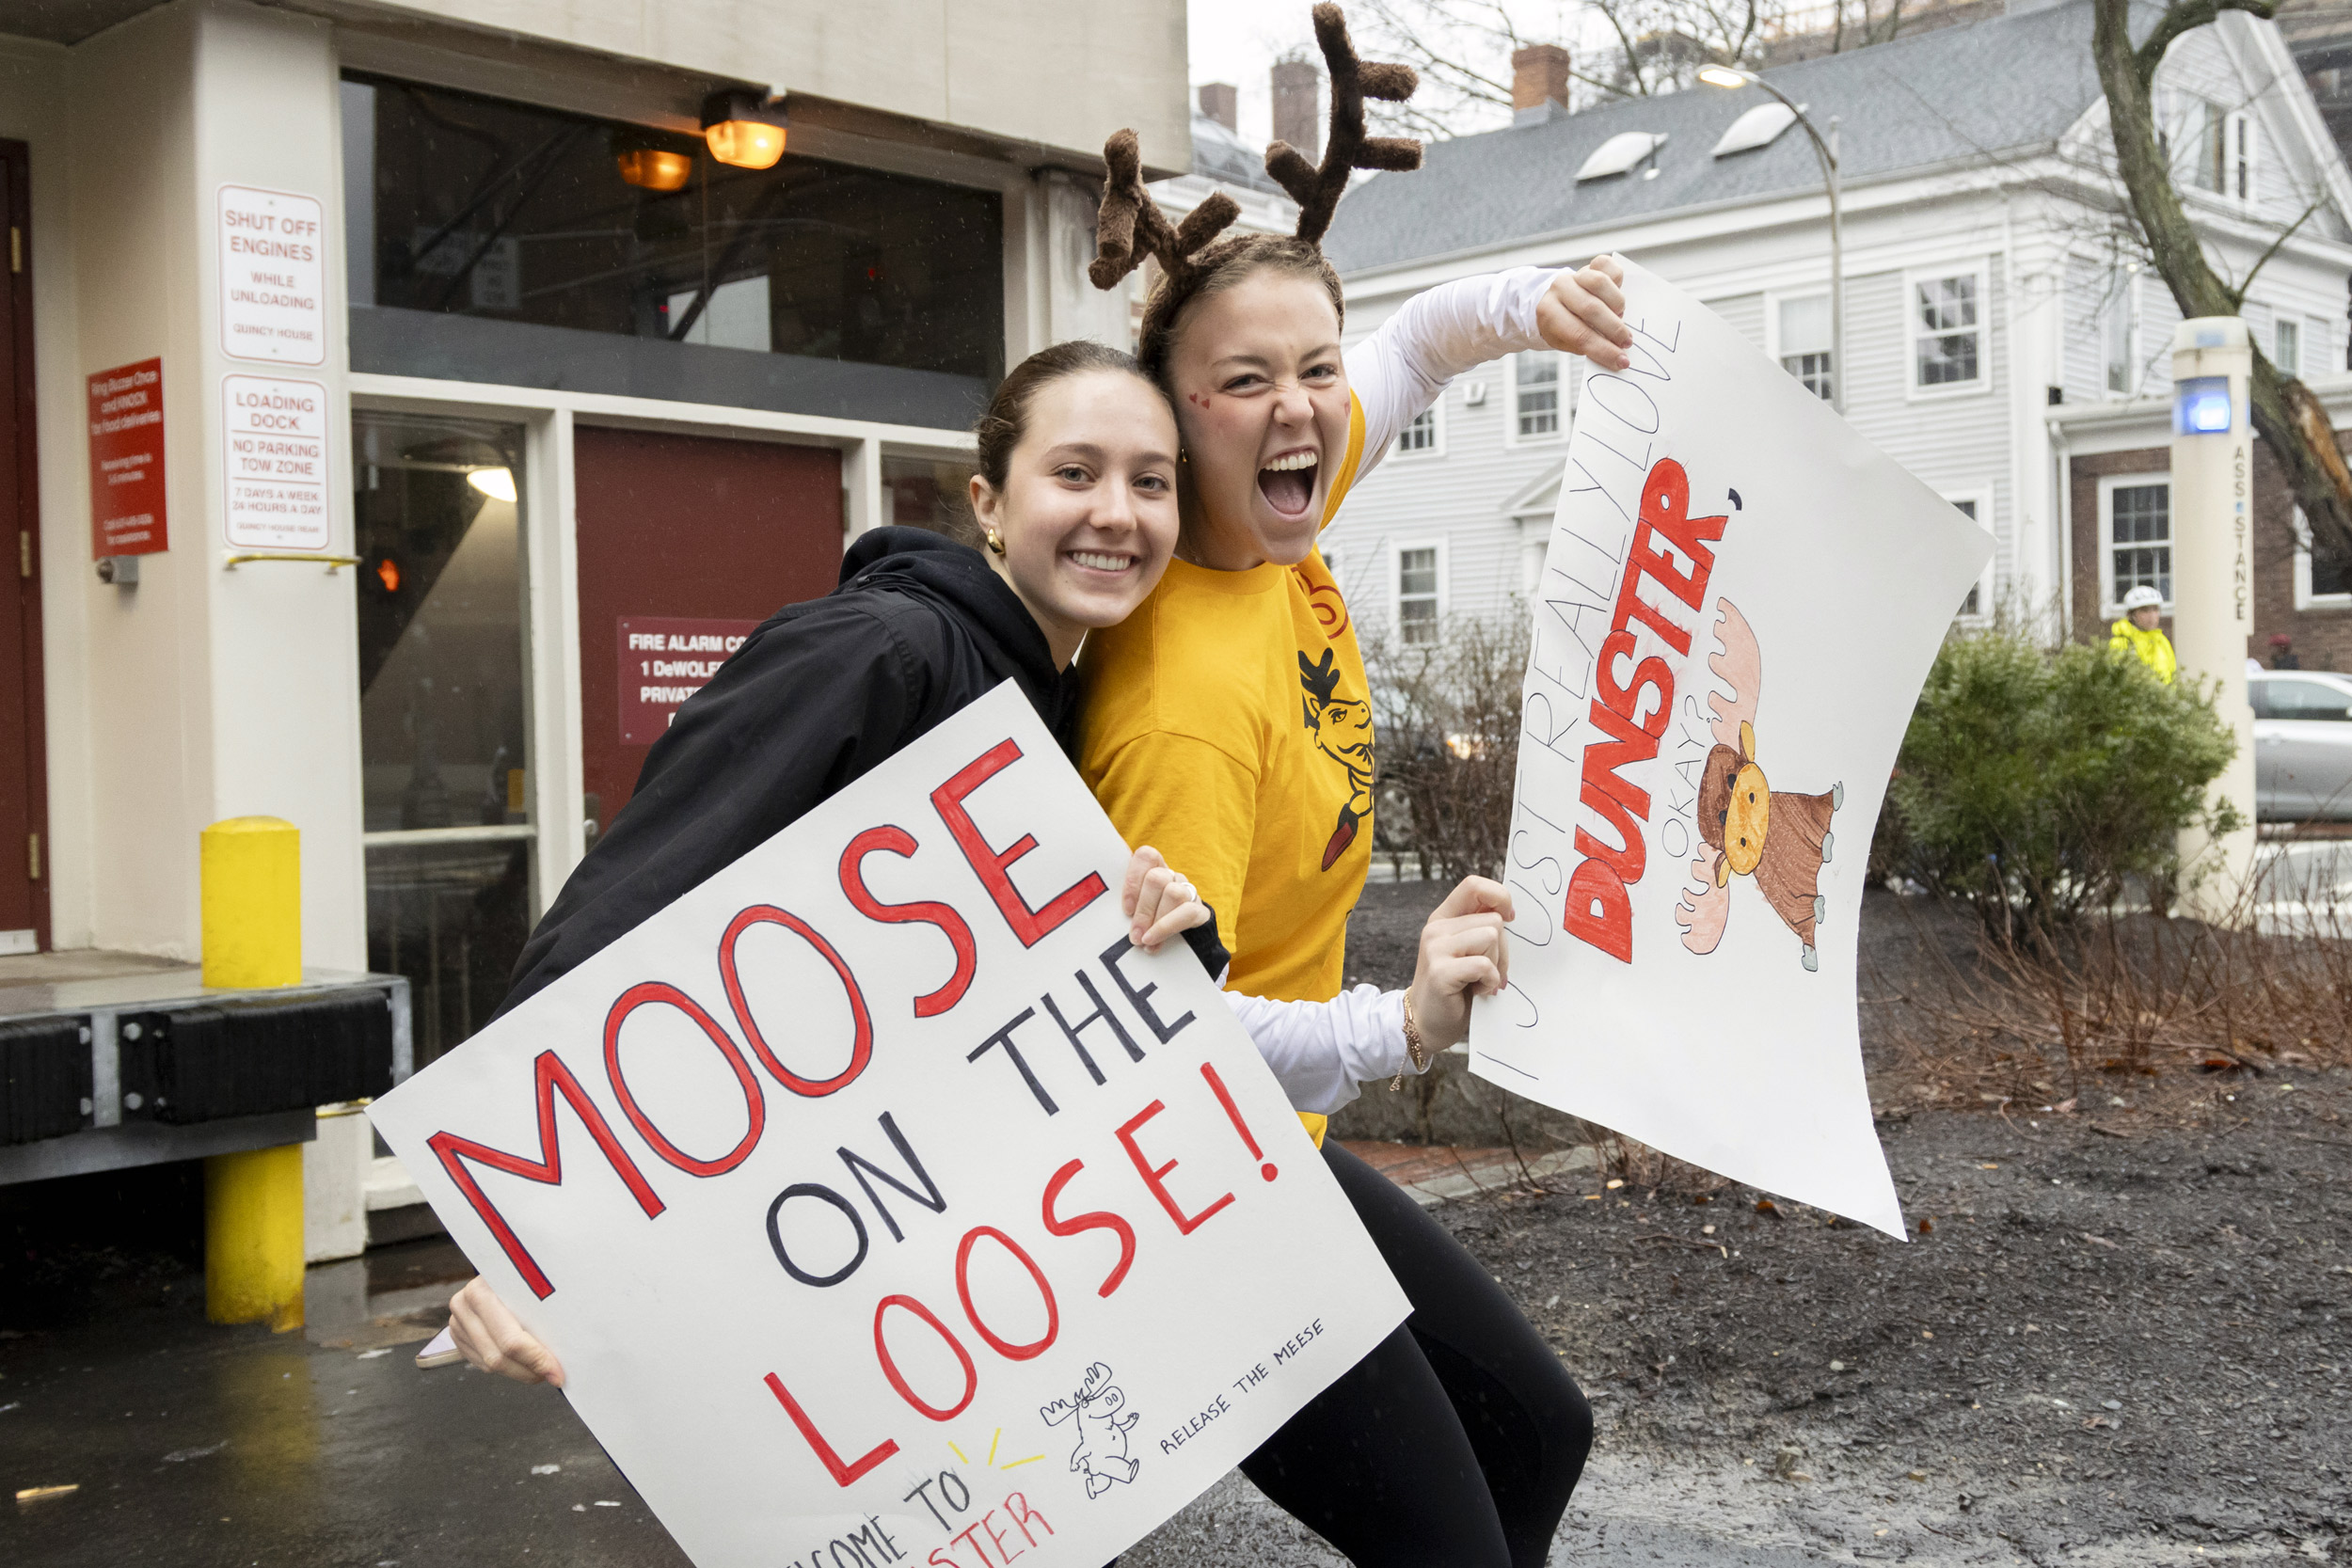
left=2121, top=585, right=2163, bottom=611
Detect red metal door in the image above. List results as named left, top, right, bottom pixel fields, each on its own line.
left=573, top=426, right=841, bottom=832
left=0, top=141, right=49, bottom=953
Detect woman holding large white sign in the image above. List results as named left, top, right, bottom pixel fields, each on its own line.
left=445, top=340, right=1518, bottom=1386
left=1073, top=8, right=1633, bottom=1564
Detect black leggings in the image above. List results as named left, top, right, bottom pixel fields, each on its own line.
left=1237, top=1141, right=1593, bottom=1568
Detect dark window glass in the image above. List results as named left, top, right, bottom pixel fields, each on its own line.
left=343, top=76, right=1004, bottom=386
left=355, top=410, right=532, bottom=1064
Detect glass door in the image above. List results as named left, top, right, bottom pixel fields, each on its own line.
left=354, top=410, right=532, bottom=1067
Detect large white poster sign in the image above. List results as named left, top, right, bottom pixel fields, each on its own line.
left=369, top=682, right=1409, bottom=1568
left=217, top=185, right=325, bottom=366
left=221, top=374, right=329, bottom=549
left=1472, top=260, right=1993, bottom=1237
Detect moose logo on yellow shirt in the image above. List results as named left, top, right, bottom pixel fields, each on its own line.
left=1298, top=648, right=1375, bottom=871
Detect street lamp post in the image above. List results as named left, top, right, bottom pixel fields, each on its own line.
left=1700, top=67, right=1843, bottom=415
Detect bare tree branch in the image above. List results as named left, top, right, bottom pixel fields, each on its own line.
left=2091, top=0, right=2352, bottom=567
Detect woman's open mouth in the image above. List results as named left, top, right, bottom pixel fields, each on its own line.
left=1065, top=548, right=1137, bottom=575
left=1258, top=449, right=1319, bottom=518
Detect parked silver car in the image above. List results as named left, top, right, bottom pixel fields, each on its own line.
left=2250, top=670, right=2352, bottom=821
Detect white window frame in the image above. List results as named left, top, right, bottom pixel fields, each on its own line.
left=2291, top=508, right=2352, bottom=610
left=2100, top=273, right=2138, bottom=399
left=1391, top=536, right=1450, bottom=644
left=2274, top=314, right=2301, bottom=377
left=1905, top=261, right=1992, bottom=401
left=1764, top=288, right=1835, bottom=404
left=1505, top=350, right=1566, bottom=447
left=1942, top=487, right=1996, bottom=622
left=1392, top=398, right=1446, bottom=460
left=2097, top=471, right=2173, bottom=616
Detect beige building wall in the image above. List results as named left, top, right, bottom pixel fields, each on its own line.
left=342, top=0, right=1192, bottom=166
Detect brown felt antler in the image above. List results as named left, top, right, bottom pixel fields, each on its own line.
left=1266, top=3, right=1422, bottom=245
left=1089, top=127, right=1243, bottom=290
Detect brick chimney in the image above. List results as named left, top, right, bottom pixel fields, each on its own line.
left=1272, top=57, right=1321, bottom=160
left=1199, top=82, right=1238, bottom=133
left=1512, top=43, right=1570, bottom=119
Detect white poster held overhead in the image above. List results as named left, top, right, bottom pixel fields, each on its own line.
left=1471, top=259, right=1993, bottom=1238
left=368, top=682, right=1409, bottom=1568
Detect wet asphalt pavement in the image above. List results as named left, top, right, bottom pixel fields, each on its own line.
left=2, top=1242, right=688, bottom=1568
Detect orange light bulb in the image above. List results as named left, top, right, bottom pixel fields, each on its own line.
left=376, top=558, right=401, bottom=593
left=706, top=119, right=787, bottom=169
left=615, top=148, right=694, bottom=192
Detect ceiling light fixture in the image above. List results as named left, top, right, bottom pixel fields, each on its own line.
left=701, top=89, right=788, bottom=170
left=612, top=128, right=698, bottom=192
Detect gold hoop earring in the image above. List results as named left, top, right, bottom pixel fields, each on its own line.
left=985, top=529, right=1006, bottom=557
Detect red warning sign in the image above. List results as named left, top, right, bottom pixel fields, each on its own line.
left=617, top=616, right=758, bottom=745
left=87, top=358, right=168, bottom=558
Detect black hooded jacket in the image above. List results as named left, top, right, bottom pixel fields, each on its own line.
left=501, top=528, right=1095, bottom=1017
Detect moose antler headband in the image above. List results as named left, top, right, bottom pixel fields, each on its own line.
left=1088, top=2, right=1423, bottom=291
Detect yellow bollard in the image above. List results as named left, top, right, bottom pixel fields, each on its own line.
left=205, top=1145, right=307, bottom=1330
left=201, top=816, right=301, bottom=988
left=199, top=816, right=305, bottom=1329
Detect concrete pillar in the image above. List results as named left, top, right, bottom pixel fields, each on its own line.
left=2168, top=316, right=2259, bottom=920
left=66, top=0, right=361, bottom=968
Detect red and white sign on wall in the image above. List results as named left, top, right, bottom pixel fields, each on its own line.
left=222, top=374, right=329, bottom=549
left=217, top=185, right=325, bottom=367
left=619, top=616, right=759, bottom=744
left=366, top=685, right=1407, bottom=1568
left=87, top=358, right=167, bottom=559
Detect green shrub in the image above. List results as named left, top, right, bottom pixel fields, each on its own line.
left=1883, top=629, right=2242, bottom=933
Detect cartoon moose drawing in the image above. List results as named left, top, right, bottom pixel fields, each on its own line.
left=1674, top=597, right=1844, bottom=971
left=1040, top=1362, right=1140, bottom=1499
left=1298, top=649, right=1375, bottom=870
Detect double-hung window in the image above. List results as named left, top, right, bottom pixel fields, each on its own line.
left=1776, top=293, right=1833, bottom=402
left=1912, top=270, right=1983, bottom=389
left=1395, top=405, right=1440, bottom=457
left=2276, top=316, right=2301, bottom=375
left=2102, top=275, right=2137, bottom=396
left=2102, top=476, right=2171, bottom=609
left=1511, top=351, right=1562, bottom=440
left=1397, top=545, right=1442, bottom=645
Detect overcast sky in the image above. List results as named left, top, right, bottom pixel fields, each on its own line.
left=1186, top=0, right=1583, bottom=145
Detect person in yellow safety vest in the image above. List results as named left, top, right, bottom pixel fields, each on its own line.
left=2109, top=583, right=2177, bottom=683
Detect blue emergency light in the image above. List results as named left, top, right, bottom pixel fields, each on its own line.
left=2175, top=375, right=2233, bottom=435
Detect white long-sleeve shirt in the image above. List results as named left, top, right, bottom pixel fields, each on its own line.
left=1342, top=266, right=1563, bottom=489
left=1225, top=985, right=1411, bottom=1117
left=1196, top=270, right=1564, bottom=1119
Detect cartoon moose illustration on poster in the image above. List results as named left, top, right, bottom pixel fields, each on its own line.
left=1674, top=597, right=1845, bottom=970
left=1041, top=1362, right=1141, bottom=1499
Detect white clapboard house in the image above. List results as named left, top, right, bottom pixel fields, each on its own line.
left=1314, top=0, right=2352, bottom=653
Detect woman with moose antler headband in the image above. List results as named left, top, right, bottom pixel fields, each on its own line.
left=1076, top=7, right=1623, bottom=1562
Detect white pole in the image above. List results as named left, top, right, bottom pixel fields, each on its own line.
left=2168, top=316, right=2258, bottom=922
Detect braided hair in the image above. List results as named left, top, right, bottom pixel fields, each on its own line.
left=1089, top=3, right=1423, bottom=381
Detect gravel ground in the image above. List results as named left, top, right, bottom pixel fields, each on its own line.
left=1124, top=883, right=2352, bottom=1566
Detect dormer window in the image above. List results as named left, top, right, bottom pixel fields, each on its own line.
left=1576, top=132, right=1668, bottom=182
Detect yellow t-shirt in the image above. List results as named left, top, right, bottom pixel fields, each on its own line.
left=1080, top=396, right=1374, bottom=1033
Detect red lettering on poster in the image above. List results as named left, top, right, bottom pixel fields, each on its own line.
left=840, top=826, right=978, bottom=1017
left=87, top=358, right=168, bottom=558
left=601, top=981, right=765, bottom=1177
left=874, top=1293, right=979, bottom=1421
left=931, top=739, right=1108, bottom=947
left=1041, top=1159, right=1136, bottom=1298
left=763, top=1370, right=900, bottom=1486
left=718, top=905, right=874, bottom=1098
left=954, top=1226, right=1059, bottom=1361
left=426, top=1051, right=665, bottom=1299
left=1116, top=1099, right=1234, bottom=1236
left=1563, top=458, right=1729, bottom=964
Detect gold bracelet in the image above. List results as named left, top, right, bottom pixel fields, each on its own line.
left=1390, top=992, right=1429, bottom=1092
